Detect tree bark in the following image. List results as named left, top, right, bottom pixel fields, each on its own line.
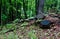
left=36, top=0, right=45, bottom=19
left=23, top=0, right=28, bottom=19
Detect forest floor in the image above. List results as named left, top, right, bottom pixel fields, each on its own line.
left=0, top=21, right=60, bottom=39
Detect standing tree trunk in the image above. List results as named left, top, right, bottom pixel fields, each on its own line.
left=9, top=0, right=14, bottom=22
left=23, top=0, right=28, bottom=19
left=16, top=3, right=21, bottom=19
left=0, top=0, right=2, bottom=25
left=36, top=0, right=45, bottom=19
